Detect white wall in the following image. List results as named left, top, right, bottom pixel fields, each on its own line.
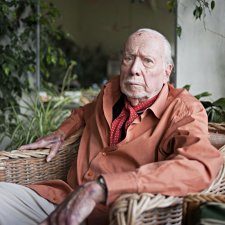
left=177, top=0, right=225, bottom=100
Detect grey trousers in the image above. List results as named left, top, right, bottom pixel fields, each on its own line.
left=0, top=182, right=57, bottom=225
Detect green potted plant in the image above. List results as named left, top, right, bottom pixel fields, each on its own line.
left=183, top=85, right=225, bottom=123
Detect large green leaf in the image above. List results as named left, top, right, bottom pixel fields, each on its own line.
left=183, top=84, right=191, bottom=91
left=213, top=98, right=225, bottom=110
left=207, top=106, right=225, bottom=123
left=195, top=92, right=212, bottom=100
left=200, top=101, right=213, bottom=109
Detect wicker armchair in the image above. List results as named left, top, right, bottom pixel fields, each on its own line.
left=0, top=123, right=225, bottom=225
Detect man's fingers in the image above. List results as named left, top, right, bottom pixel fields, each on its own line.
left=66, top=187, right=96, bottom=225
left=46, top=141, right=62, bottom=162
left=18, top=137, right=59, bottom=151
left=41, top=184, right=98, bottom=225
left=18, top=136, right=62, bottom=162
left=67, top=202, right=95, bottom=225
left=18, top=141, right=47, bottom=150
left=57, top=209, right=68, bottom=225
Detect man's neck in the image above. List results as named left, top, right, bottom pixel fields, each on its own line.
left=126, top=97, right=142, bottom=106
left=127, top=94, right=159, bottom=106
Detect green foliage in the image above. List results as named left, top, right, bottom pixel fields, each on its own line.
left=0, top=94, right=72, bottom=150
left=166, top=0, right=176, bottom=13
left=182, top=84, right=191, bottom=91
left=183, top=85, right=225, bottom=123
left=39, top=2, right=70, bottom=81
left=176, top=25, right=182, bottom=38
left=0, top=0, right=72, bottom=115
left=201, top=98, right=225, bottom=123
left=0, top=62, right=77, bottom=151
left=166, top=0, right=216, bottom=37
left=42, top=29, right=107, bottom=89
left=0, top=0, right=36, bottom=109
left=194, top=91, right=212, bottom=100
left=193, top=0, right=215, bottom=20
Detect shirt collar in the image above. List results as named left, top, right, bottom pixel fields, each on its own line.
left=150, top=83, right=169, bottom=119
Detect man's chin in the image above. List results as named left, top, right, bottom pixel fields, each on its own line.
left=122, top=89, right=146, bottom=99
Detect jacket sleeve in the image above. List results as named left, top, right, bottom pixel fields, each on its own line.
left=57, top=102, right=94, bottom=139
left=102, top=100, right=224, bottom=205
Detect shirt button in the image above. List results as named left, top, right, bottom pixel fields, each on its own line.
left=87, top=170, right=94, bottom=176
left=102, top=152, right=107, bottom=156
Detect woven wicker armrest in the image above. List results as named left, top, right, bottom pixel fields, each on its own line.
left=208, top=122, right=225, bottom=134
left=183, top=194, right=225, bottom=225
left=209, top=123, right=225, bottom=149
left=0, top=129, right=82, bottom=185
left=109, top=193, right=183, bottom=225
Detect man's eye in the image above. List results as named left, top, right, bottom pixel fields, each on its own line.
left=124, top=56, right=132, bottom=61
left=122, top=56, right=134, bottom=65
left=143, top=58, right=154, bottom=67
left=144, top=58, right=153, bottom=64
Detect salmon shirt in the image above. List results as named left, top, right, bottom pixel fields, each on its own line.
left=29, top=76, right=223, bottom=224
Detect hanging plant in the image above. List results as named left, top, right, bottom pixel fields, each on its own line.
left=166, top=0, right=216, bottom=37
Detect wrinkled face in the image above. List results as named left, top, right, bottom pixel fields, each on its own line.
left=120, top=31, right=173, bottom=101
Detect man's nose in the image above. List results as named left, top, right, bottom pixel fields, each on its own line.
left=130, top=57, right=142, bottom=76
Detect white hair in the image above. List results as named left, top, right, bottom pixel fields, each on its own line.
left=133, top=28, right=174, bottom=66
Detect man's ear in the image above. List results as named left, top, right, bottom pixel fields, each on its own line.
left=164, top=64, right=173, bottom=82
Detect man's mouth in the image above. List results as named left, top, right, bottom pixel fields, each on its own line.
left=126, top=82, right=142, bottom=86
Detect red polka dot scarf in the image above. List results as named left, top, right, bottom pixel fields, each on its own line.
left=110, top=94, right=158, bottom=146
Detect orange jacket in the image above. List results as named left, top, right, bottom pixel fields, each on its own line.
left=29, top=76, right=223, bottom=225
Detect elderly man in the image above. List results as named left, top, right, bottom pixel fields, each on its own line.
left=0, top=28, right=223, bottom=225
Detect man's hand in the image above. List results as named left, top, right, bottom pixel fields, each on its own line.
left=40, top=181, right=106, bottom=225
left=18, top=131, right=65, bottom=162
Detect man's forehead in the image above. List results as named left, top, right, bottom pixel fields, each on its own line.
left=129, top=31, right=161, bottom=42
left=124, top=32, right=163, bottom=52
